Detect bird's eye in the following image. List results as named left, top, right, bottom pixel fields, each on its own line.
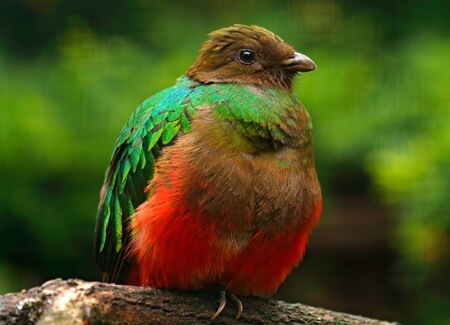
left=238, top=50, right=255, bottom=65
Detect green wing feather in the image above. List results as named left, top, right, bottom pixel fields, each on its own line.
left=94, top=76, right=196, bottom=283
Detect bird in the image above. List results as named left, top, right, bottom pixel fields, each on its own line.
left=94, top=24, right=322, bottom=320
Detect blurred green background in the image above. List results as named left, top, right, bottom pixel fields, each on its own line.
left=0, top=0, right=448, bottom=323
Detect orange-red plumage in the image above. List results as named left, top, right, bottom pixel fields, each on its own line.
left=128, top=160, right=321, bottom=294
left=126, top=124, right=322, bottom=295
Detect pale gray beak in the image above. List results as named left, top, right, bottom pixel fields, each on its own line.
left=285, top=52, right=317, bottom=72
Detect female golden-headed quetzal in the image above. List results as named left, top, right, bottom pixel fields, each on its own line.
left=94, top=24, right=322, bottom=319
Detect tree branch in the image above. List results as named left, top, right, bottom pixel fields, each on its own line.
left=0, top=279, right=399, bottom=324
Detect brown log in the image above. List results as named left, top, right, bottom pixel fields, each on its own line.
left=0, top=279, right=399, bottom=324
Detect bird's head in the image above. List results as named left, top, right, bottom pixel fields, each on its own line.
left=186, top=24, right=316, bottom=90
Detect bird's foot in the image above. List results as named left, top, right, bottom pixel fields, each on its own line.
left=211, top=286, right=243, bottom=320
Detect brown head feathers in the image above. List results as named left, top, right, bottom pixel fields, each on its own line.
left=186, top=24, right=316, bottom=90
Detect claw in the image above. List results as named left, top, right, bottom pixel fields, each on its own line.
left=211, top=289, right=226, bottom=320
left=227, top=292, right=243, bottom=319
left=210, top=287, right=244, bottom=320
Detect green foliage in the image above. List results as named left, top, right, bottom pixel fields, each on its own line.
left=0, top=25, right=165, bottom=289
left=368, top=35, right=450, bottom=307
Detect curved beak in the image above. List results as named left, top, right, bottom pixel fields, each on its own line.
left=284, top=52, right=317, bottom=72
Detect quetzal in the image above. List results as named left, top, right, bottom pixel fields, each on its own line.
left=94, top=24, right=322, bottom=319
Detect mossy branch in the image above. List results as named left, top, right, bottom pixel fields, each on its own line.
left=0, top=279, right=399, bottom=324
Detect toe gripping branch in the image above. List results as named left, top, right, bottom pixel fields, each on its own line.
left=211, top=287, right=243, bottom=320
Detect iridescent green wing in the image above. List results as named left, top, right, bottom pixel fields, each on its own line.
left=94, top=76, right=196, bottom=283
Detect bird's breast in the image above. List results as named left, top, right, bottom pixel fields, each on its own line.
left=167, top=107, right=321, bottom=237
left=249, top=147, right=321, bottom=234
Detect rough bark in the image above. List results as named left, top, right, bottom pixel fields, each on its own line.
left=0, top=279, right=399, bottom=325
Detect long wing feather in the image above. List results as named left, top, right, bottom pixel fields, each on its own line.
left=94, top=76, right=196, bottom=283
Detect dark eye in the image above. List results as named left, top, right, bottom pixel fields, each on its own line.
left=238, top=49, right=255, bottom=64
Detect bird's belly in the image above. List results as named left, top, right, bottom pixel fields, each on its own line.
left=130, top=137, right=321, bottom=292
left=215, top=149, right=322, bottom=295
left=129, top=142, right=256, bottom=289
left=221, top=226, right=312, bottom=296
